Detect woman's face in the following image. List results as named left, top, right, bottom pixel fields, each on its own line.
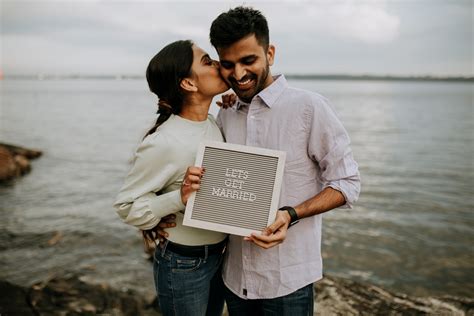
left=189, top=45, right=229, bottom=97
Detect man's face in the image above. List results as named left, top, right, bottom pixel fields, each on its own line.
left=217, top=34, right=275, bottom=103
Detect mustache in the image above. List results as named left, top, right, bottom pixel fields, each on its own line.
left=230, top=75, right=256, bottom=84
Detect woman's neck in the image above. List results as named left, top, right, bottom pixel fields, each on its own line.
left=179, top=97, right=211, bottom=122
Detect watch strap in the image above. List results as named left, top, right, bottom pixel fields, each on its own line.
left=279, top=206, right=299, bottom=227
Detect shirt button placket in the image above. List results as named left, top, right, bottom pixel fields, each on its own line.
left=246, top=104, right=257, bottom=146
left=241, top=241, right=251, bottom=297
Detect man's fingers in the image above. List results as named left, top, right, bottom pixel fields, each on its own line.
left=157, top=230, right=169, bottom=238
left=157, top=221, right=175, bottom=228
left=263, top=218, right=285, bottom=236
left=246, top=236, right=279, bottom=249
left=251, top=230, right=284, bottom=243
left=160, top=214, right=176, bottom=222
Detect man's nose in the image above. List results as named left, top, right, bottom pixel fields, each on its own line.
left=233, top=64, right=247, bottom=81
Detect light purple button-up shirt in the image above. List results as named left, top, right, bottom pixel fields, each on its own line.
left=217, top=75, right=360, bottom=299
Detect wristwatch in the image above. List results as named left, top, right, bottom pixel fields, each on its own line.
left=279, top=206, right=299, bottom=228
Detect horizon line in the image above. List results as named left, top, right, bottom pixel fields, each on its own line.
left=1, top=73, right=473, bottom=82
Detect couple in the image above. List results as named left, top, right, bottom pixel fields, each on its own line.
left=114, top=6, right=360, bottom=316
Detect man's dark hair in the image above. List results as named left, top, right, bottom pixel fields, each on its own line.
left=210, top=6, right=269, bottom=49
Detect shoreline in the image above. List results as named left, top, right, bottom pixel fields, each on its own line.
left=1, top=270, right=473, bottom=315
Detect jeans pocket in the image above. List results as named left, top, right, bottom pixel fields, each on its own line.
left=172, top=257, right=202, bottom=273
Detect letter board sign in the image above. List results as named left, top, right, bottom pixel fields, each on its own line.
left=183, top=141, right=286, bottom=236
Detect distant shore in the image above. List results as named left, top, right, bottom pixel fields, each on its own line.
left=2, top=73, right=473, bottom=82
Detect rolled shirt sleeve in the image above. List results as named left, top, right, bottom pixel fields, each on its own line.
left=306, top=95, right=361, bottom=208
left=114, top=133, right=185, bottom=230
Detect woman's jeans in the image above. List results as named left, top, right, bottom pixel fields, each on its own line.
left=153, top=240, right=225, bottom=316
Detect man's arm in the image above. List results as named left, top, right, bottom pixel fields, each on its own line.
left=248, top=95, right=360, bottom=249
left=246, top=187, right=345, bottom=249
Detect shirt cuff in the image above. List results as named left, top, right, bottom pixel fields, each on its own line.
left=325, top=183, right=353, bottom=209
left=148, top=189, right=186, bottom=218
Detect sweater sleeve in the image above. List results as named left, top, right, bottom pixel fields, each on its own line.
left=113, top=133, right=185, bottom=230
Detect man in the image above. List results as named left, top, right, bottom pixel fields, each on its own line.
left=207, top=6, right=360, bottom=315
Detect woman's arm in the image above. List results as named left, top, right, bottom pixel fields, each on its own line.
left=113, top=134, right=185, bottom=230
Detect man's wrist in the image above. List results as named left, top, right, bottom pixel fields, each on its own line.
left=278, top=206, right=299, bottom=227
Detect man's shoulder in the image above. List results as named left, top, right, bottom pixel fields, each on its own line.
left=283, top=86, right=330, bottom=110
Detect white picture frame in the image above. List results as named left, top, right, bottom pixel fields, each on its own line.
left=183, top=141, right=286, bottom=236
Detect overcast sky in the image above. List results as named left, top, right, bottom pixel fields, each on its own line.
left=1, top=0, right=472, bottom=76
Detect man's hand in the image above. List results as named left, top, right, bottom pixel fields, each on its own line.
left=180, top=166, right=205, bottom=205
left=216, top=92, right=237, bottom=109
left=244, top=211, right=291, bottom=249
left=154, top=214, right=177, bottom=243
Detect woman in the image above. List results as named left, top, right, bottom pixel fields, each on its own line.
left=114, top=40, right=229, bottom=316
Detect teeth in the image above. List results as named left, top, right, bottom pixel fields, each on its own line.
left=238, top=78, right=251, bottom=86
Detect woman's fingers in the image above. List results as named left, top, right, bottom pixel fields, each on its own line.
left=181, top=166, right=205, bottom=204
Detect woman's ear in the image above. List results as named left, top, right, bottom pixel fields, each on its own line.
left=180, top=78, right=198, bottom=92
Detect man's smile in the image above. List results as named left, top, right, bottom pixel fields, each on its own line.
left=232, top=76, right=256, bottom=91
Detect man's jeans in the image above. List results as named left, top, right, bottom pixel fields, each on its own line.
left=224, top=283, right=314, bottom=316
left=153, top=240, right=225, bottom=316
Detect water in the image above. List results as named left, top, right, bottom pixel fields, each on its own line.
left=0, top=78, right=473, bottom=298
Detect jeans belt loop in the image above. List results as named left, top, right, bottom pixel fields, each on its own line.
left=161, top=239, right=169, bottom=257
left=204, top=245, right=209, bottom=261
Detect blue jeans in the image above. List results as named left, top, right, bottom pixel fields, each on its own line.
left=224, top=283, right=314, bottom=316
left=153, top=240, right=225, bottom=316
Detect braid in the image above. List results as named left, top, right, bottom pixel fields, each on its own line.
left=143, top=99, right=174, bottom=139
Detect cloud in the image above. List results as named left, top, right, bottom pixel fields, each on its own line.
left=275, top=0, right=400, bottom=44
left=0, top=0, right=470, bottom=76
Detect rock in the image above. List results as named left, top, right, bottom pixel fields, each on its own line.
left=14, top=154, right=31, bottom=174
left=315, top=275, right=474, bottom=315
left=26, top=273, right=160, bottom=316
left=0, top=280, right=35, bottom=315
left=0, top=142, right=42, bottom=182
left=0, top=146, right=18, bottom=180
left=1, top=273, right=472, bottom=315
left=1, top=143, right=42, bottom=159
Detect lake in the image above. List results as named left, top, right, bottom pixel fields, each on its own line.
left=0, top=78, right=472, bottom=298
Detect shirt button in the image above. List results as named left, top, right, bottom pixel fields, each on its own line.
left=250, top=115, right=255, bottom=119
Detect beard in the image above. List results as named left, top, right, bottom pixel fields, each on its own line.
left=230, top=62, right=270, bottom=103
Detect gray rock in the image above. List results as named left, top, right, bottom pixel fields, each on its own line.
left=315, top=275, right=474, bottom=315
left=1, top=274, right=472, bottom=315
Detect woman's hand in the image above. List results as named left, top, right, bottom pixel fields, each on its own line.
left=216, top=93, right=237, bottom=109
left=180, top=166, right=205, bottom=205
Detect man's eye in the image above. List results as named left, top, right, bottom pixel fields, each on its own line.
left=221, top=63, right=233, bottom=69
left=242, top=58, right=256, bottom=65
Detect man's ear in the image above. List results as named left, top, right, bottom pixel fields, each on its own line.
left=267, top=44, right=275, bottom=67
left=180, top=78, right=198, bottom=92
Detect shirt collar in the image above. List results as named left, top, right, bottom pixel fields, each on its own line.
left=235, top=74, right=288, bottom=110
